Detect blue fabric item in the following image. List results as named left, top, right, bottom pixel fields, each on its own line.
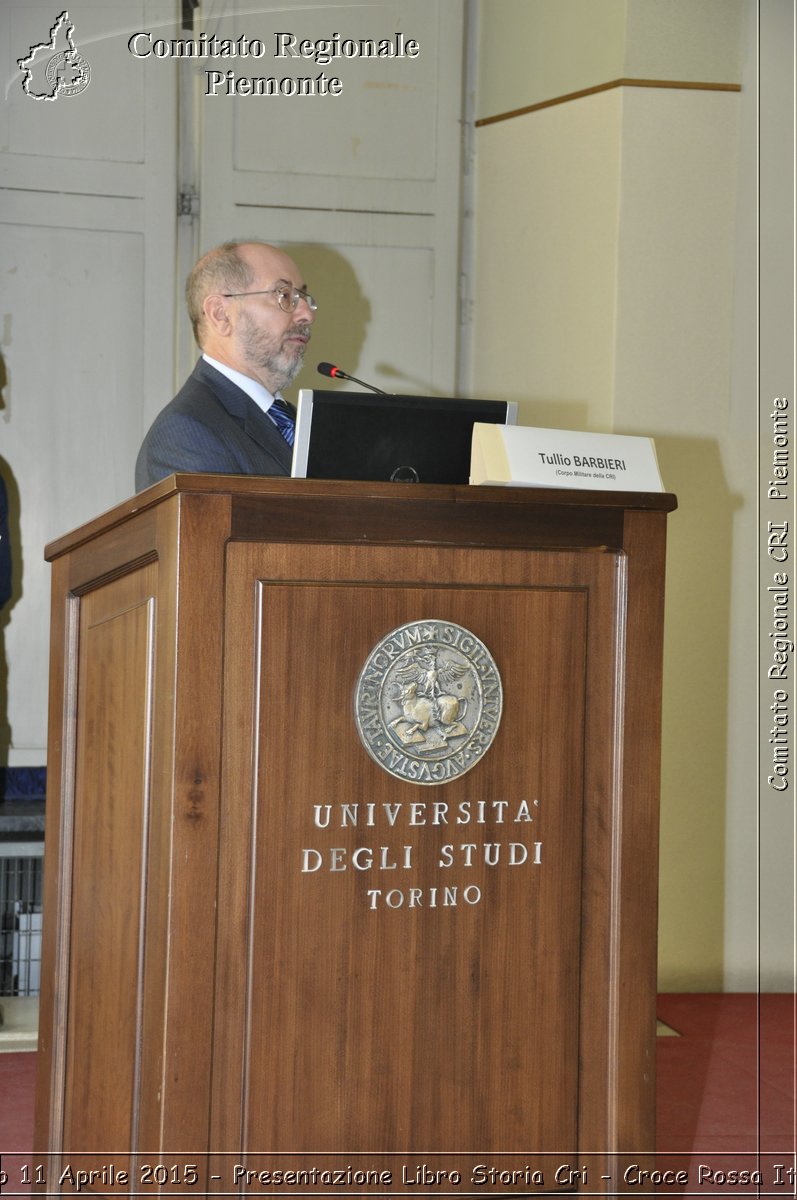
left=0, top=767, right=46, bottom=803
left=269, top=398, right=296, bottom=446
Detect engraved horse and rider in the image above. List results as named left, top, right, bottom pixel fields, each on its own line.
left=387, top=647, right=471, bottom=750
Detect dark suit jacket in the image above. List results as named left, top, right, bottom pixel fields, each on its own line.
left=135, top=358, right=293, bottom=491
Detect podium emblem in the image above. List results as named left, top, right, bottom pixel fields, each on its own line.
left=355, top=621, right=503, bottom=785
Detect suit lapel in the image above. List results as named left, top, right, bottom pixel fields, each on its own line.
left=193, top=359, right=293, bottom=472
left=242, top=404, right=293, bottom=470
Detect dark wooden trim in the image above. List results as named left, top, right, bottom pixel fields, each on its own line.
left=46, top=476, right=677, bottom=561
left=475, top=77, right=742, bottom=128
left=229, top=491, right=629, bottom=550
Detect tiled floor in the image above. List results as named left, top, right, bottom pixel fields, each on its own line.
left=0, top=994, right=794, bottom=1195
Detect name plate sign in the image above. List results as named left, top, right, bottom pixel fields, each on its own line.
left=470, top=422, right=664, bottom=491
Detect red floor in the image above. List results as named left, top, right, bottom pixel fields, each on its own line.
left=654, top=993, right=796, bottom=1195
left=0, top=1048, right=36, bottom=1194
left=0, top=994, right=794, bottom=1196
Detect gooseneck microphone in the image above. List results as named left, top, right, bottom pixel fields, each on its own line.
left=317, top=361, right=388, bottom=395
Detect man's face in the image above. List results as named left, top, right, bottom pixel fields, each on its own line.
left=228, top=245, right=315, bottom=393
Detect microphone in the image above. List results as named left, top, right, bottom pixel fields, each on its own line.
left=317, top=361, right=388, bottom=395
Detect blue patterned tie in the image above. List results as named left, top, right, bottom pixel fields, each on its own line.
left=269, top=397, right=295, bottom=446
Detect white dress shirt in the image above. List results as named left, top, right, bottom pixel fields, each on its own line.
left=202, top=353, right=283, bottom=422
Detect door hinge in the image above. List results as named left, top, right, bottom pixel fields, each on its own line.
left=178, top=187, right=199, bottom=218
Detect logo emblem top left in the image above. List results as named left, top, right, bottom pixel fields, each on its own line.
left=18, top=11, right=91, bottom=100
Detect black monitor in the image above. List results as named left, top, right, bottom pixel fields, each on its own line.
left=291, top=390, right=517, bottom=485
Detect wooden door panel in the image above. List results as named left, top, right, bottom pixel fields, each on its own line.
left=61, top=564, right=157, bottom=1152
left=213, top=541, right=621, bottom=1170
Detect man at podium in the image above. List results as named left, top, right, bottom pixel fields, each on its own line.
left=135, top=240, right=316, bottom=490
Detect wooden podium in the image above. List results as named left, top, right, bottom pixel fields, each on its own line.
left=35, top=476, right=676, bottom=1195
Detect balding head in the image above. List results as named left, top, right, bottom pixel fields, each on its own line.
left=186, top=241, right=253, bottom=347
left=187, top=240, right=314, bottom=394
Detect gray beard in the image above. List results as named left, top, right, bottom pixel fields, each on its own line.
left=240, top=315, right=311, bottom=393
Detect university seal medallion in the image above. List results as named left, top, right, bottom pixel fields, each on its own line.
left=354, top=620, right=503, bottom=785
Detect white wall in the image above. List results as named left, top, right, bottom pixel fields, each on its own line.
left=1, top=0, right=177, bottom=768
left=0, top=0, right=466, bottom=771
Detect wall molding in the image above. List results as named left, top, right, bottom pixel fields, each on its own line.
left=475, top=78, right=742, bottom=128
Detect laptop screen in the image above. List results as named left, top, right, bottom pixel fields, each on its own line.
left=291, top=390, right=517, bottom=485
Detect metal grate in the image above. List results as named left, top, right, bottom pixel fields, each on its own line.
left=0, top=841, right=44, bottom=997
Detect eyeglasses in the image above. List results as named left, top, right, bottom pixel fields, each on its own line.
left=222, top=284, right=317, bottom=312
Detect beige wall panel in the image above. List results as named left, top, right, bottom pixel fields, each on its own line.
left=475, top=0, right=743, bottom=123
left=470, top=92, right=622, bottom=430
left=476, top=0, right=626, bottom=120
left=471, top=1, right=792, bottom=990
left=623, top=0, right=745, bottom=80
left=613, top=91, right=741, bottom=433
left=612, top=87, right=742, bottom=990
